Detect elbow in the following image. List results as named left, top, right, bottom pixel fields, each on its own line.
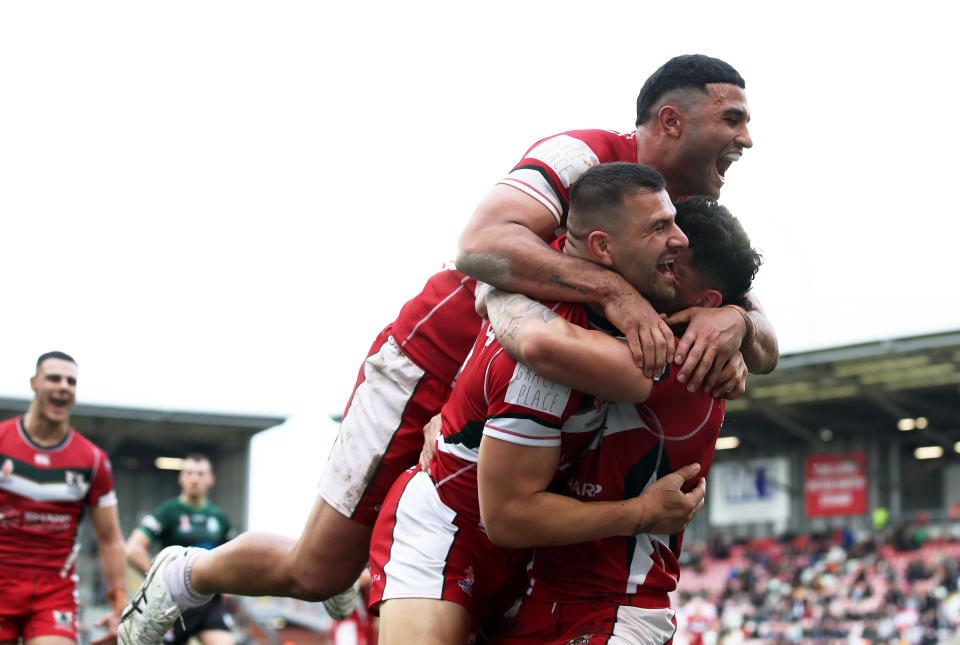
left=454, top=247, right=480, bottom=277
left=484, top=520, right=530, bottom=549
left=481, top=507, right=534, bottom=549
left=750, top=345, right=779, bottom=375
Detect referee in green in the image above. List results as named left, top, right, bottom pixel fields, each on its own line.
left=126, top=454, right=234, bottom=645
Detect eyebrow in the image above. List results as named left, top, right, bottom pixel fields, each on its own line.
left=649, top=215, right=673, bottom=230
left=723, top=107, right=750, bottom=123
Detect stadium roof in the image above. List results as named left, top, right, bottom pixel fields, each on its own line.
left=724, top=330, right=960, bottom=450
left=0, top=398, right=285, bottom=452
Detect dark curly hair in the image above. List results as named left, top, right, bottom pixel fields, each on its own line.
left=636, top=54, right=745, bottom=127
left=675, top=196, right=761, bottom=307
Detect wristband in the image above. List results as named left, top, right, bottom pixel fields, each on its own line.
left=107, top=587, right=128, bottom=612
left=724, top=304, right=757, bottom=349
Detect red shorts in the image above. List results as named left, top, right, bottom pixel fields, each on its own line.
left=493, top=592, right=676, bottom=645
left=368, top=468, right=526, bottom=628
left=0, top=566, right=79, bottom=641
left=319, top=328, right=452, bottom=526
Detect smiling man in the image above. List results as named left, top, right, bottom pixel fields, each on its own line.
left=120, top=55, right=779, bottom=645
left=0, top=352, right=127, bottom=645
left=367, top=163, right=707, bottom=645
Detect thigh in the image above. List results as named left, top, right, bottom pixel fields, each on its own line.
left=379, top=598, right=470, bottom=645
left=0, top=569, right=28, bottom=641
left=369, top=470, right=505, bottom=619
left=319, top=331, right=450, bottom=526
left=287, top=495, right=373, bottom=592
left=21, top=575, right=78, bottom=643
left=24, top=637, right=74, bottom=645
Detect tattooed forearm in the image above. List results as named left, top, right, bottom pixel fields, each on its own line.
left=549, top=275, right=589, bottom=296
left=489, top=291, right=559, bottom=344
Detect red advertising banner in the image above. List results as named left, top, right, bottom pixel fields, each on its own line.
left=804, top=452, right=868, bottom=517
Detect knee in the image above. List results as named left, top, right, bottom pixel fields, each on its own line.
left=284, top=558, right=360, bottom=602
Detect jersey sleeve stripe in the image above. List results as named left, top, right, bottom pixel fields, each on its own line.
left=499, top=174, right=563, bottom=224
left=484, top=426, right=561, bottom=447
left=484, top=419, right=561, bottom=446
left=96, top=490, right=118, bottom=507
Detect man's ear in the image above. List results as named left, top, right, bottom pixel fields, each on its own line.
left=658, top=105, right=683, bottom=138
left=586, top=230, right=615, bottom=267
left=698, top=290, right=723, bottom=309
left=29, top=375, right=38, bottom=393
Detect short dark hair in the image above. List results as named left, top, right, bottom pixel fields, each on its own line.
left=568, top=162, right=666, bottom=237
left=675, top=196, right=761, bottom=307
left=184, top=453, right=211, bottom=465
left=635, top=55, right=745, bottom=126
left=36, top=351, right=77, bottom=371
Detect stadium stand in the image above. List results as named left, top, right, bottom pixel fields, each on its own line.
left=4, top=329, right=959, bottom=643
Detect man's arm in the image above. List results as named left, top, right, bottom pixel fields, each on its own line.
left=477, top=436, right=704, bottom=549
left=91, top=504, right=129, bottom=641
left=457, top=184, right=674, bottom=377
left=124, top=528, right=153, bottom=575
left=486, top=289, right=653, bottom=402
left=741, top=292, right=780, bottom=372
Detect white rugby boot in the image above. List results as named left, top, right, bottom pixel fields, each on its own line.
left=322, top=578, right=361, bottom=620
left=118, top=546, right=189, bottom=645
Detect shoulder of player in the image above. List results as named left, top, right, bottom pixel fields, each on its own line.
left=64, top=427, right=115, bottom=466
left=207, top=503, right=230, bottom=519
left=529, top=128, right=629, bottom=159
left=151, top=497, right=184, bottom=517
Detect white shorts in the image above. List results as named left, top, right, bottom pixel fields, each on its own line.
left=318, top=331, right=451, bottom=525
left=368, top=469, right=522, bottom=623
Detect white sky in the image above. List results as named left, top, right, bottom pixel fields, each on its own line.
left=2, top=2, right=958, bottom=443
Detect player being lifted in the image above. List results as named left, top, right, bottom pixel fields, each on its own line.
left=119, top=54, right=778, bottom=644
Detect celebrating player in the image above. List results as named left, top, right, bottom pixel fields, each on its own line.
left=368, top=163, right=707, bottom=644
left=484, top=196, right=762, bottom=644
left=119, top=54, right=778, bottom=644
left=0, top=352, right=126, bottom=645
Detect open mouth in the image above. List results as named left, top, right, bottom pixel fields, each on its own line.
left=49, top=397, right=70, bottom=411
left=716, top=151, right=742, bottom=183
left=656, top=258, right=677, bottom=280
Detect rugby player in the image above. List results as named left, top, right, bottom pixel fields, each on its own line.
left=0, top=352, right=126, bottom=645
left=119, top=54, right=777, bottom=644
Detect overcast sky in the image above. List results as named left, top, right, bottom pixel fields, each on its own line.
left=2, top=2, right=959, bottom=532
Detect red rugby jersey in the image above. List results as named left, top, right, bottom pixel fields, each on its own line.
left=525, top=365, right=724, bottom=602
left=389, top=129, right=638, bottom=384
left=429, top=299, right=607, bottom=529
left=0, top=417, right=116, bottom=575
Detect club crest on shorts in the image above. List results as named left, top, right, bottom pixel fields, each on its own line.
left=52, top=609, right=73, bottom=629
left=458, top=565, right=475, bottom=596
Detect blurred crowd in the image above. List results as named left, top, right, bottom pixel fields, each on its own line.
left=671, top=524, right=960, bottom=644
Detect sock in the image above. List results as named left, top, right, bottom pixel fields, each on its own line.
left=163, top=547, right=215, bottom=607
